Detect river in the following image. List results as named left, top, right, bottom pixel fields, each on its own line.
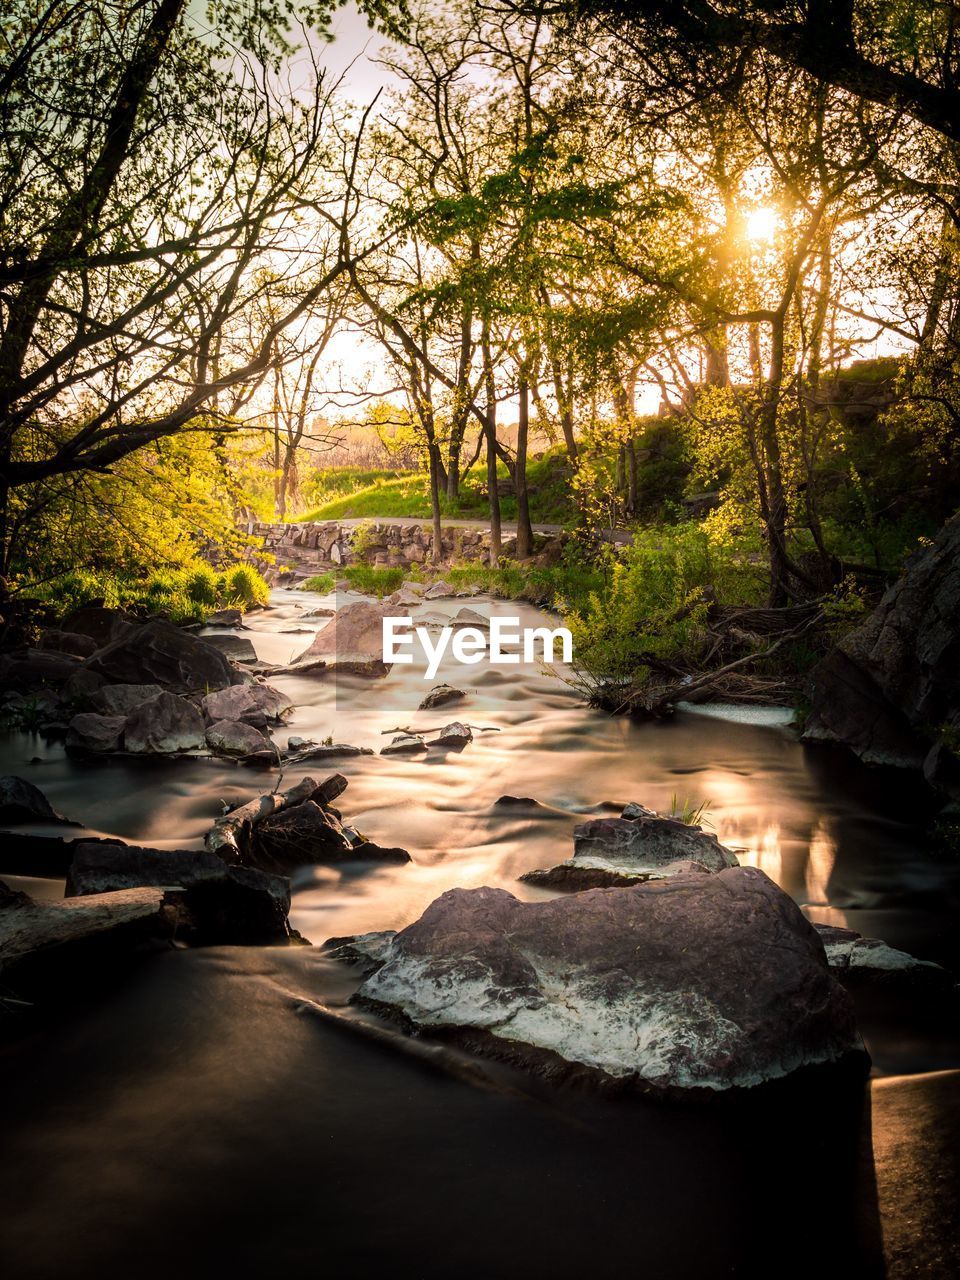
left=1, top=586, right=958, bottom=1278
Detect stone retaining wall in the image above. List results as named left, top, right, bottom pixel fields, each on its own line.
left=248, top=519, right=496, bottom=572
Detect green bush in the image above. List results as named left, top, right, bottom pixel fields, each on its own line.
left=185, top=563, right=221, bottom=606
left=223, top=564, right=269, bottom=607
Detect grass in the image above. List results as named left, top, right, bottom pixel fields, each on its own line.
left=39, top=560, right=270, bottom=625
left=292, top=452, right=578, bottom=526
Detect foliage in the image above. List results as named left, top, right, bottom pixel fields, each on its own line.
left=300, top=573, right=336, bottom=593
left=667, top=795, right=713, bottom=828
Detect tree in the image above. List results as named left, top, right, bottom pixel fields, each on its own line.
left=0, top=0, right=398, bottom=582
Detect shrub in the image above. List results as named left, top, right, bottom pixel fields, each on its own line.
left=185, top=563, right=220, bottom=606
left=223, top=564, right=269, bottom=607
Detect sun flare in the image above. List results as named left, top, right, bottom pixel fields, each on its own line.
left=746, top=206, right=777, bottom=243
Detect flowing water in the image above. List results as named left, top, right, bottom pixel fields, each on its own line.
left=1, top=587, right=958, bottom=1279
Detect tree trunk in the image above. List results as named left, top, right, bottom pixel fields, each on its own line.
left=627, top=438, right=638, bottom=516
left=515, top=373, right=533, bottom=558
left=482, top=328, right=501, bottom=566
left=428, top=443, right=443, bottom=565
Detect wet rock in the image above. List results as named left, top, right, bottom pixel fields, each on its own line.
left=805, top=512, right=960, bottom=770
left=0, top=648, right=81, bottom=691
left=285, top=740, right=373, bottom=761
left=123, top=691, right=205, bottom=754
left=205, top=719, right=278, bottom=762
left=451, top=606, right=489, bottom=630
left=203, top=634, right=258, bottom=663
left=252, top=800, right=353, bottom=872
left=322, top=930, right=397, bottom=974
left=92, top=683, right=163, bottom=716
left=65, top=712, right=127, bottom=754
left=521, top=808, right=738, bottom=891
left=418, top=684, right=466, bottom=711
left=381, top=733, right=428, bottom=756
left=350, top=842, right=412, bottom=864
left=86, top=619, right=241, bottom=693
left=0, top=776, right=71, bottom=825
left=201, top=681, right=292, bottom=728
left=429, top=722, right=472, bottom=750
left=38, top=630, right=98, bottom=659
left=66, top=841, right=295, bottom=944
left=351, top=869, right=864, bottom=1093
left=813, top=924, right=952, bottom=990
left=62, top=605, right=137, bottom=646
left=0, top=879, right=176, bottom=986
left=61, top=669, right=107, bottom=703
left=293, top=599, right=392, bottom=676
left=422, top=580, right=456, bottom=600
left=302, top=606, right=335, bottom=619
left=205, top=608, right=244, bottom=628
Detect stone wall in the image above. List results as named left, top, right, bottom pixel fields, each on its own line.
left=248, top=519, right=495, bottom=573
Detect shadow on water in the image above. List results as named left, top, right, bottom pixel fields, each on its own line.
left=0, top=946, right=889, bottom=1280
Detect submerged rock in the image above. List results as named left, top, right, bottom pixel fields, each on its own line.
left=86, top=619, right=241, bottom=692
left=381, top=733, right=428, bottom=756
left=350, top=869, right=864, bottom=1093
left=123, top=691, right=205, bottom=754
left=813, top=924, right=952, bottom=990
left=521, top=807, right=739, bottom=890
left=0, top=776, right=71, bottom=825
left=418, top=684, right=466, bottom=711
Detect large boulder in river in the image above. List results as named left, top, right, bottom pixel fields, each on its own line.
left=804, top=513, right=960, bottom=772
left=123, top=691, right=205, bottom=754
left=85, top=619, right=241, bottom=693
left=62, top=605, right=137, bottom=647
left=349, top=868, right=863, bottom=1093
left=205, top=719, right=278, bottom=762
left=65, top=712, right=126, bottom=754
left=292, top=599, right=391, bottom=676
left=201, top=681, right=292, bottom=728
left=0, top=776, right=71, bottom=825
left=66, top=842, right=295, bottom=945
left=521, top=807, right=739, bottom=891
left=92, top=683, right=163, bottom=716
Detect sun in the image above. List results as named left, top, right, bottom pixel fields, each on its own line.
left=746, top=207, right=777, bottom=244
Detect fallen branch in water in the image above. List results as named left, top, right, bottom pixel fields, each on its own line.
left=379, top=724, right=501, bottom=735
left=205, top=773, right=348, bottom=860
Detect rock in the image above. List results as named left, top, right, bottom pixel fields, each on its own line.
left=201, top=681, right=292, bottom=728
left=251, top=800, right=354, bottom=872
left=451, top=606, right=489, bottom=630
left=292, top=599, right=392, bottom=676
left=205, top=608, right=244, bottom=628
left=65, top=712, right=126, bottom=754
left=38, top=630, right=98, bottom=659
left=0, top=776, right=71, bottom=825
left=62, top=605, right=137, bottom=646
left=203, top=633, right=258, bottom=663
left=422, top=580, right=456, bottom=599
left=85, top=619, right=242, bottom=693
left=381, top=734, right=428, bottom=755
left=92, top=683, right=164, bottom=716
left=66, top=841, right=295, bottom=944
left=386, top=583, right=426, bottom=608
left=302, top=606, right=335, bottom=618
left=0, top=879, right=176, bottom=986
left=350, top=842, right=412, bottom=864
left=813, top=924, right=952, bottom=990
left=285, top=741, right=373, bottom=761
left=123, top=691, right=205, bottom=754
left=205, top=719, right=278, bottom=762
left=351, top=869, right=864, bottom=1093
left=61, top=669, right=107, bottom=703
left=418, top=684, right=466, bottom=710
left=805, top=513, right=960, bottom=770
left=0, top=648, right=81, bottom=690
left=429, top=721, right=472, bottom=750
left=322, top=929, right=398, bottom=974
left=622, top=801, right=657, bottom=819
left=521, top=809, right=739, bottom=891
